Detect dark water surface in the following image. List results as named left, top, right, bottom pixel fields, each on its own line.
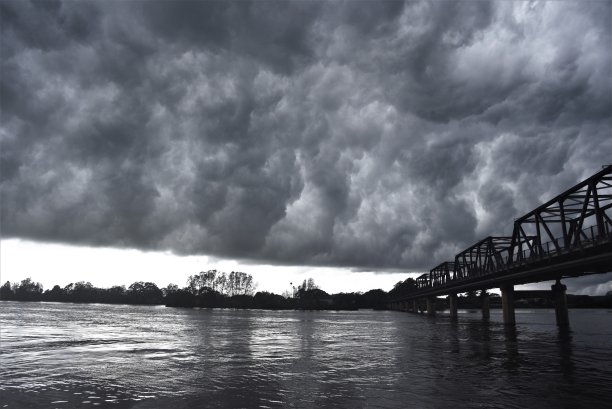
left=1, top=302, right=611, bottom=408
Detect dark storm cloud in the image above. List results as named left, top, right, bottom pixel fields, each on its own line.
left=1, top=1, right=611, bottom=272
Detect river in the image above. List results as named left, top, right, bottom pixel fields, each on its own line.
left=1, top=301, right=611, bottom=408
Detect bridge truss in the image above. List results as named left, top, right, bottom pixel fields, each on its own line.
left=403, top=166, right=612, bottom=299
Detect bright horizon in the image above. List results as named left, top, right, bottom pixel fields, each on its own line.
left=3, top=239, right=611, bottom=297
left=0, top=239, right=415, bottom=296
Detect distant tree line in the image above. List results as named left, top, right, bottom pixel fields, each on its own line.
left=0, top=273, right=422, bottom=310
left=3, top=275, right=610, bottom=310
left=0, top=278, right=165, bottom=305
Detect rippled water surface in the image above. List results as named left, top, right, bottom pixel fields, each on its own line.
left=1, top=302, right=611, bottom=408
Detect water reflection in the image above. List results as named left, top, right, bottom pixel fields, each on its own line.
left=1, top=302, right=611, bottom=408
left=502, top=325, right=521, bottom=371
left=557, top=327, right=574, bottom=378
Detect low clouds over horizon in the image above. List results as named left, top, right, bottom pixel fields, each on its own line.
left=1, top=1, right=611, bottom=272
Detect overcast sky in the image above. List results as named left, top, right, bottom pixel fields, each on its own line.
left=1, top=1, right=611, bottom=294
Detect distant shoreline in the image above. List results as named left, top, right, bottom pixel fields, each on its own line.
left=3, top=276, right=611, bottom=311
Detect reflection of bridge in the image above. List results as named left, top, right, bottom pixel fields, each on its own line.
left=389, top=166, right=612, bottom=327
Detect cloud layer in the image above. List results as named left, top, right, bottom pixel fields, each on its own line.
left=2, top=1, right=611, bottom=271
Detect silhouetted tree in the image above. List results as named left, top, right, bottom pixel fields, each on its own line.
left=358, top=289, right=387, bottom=309
left=297, top=278, right=318, bottom=294
left=294, top=279, right=331, bottom=309
left=227, top=271, right=255, bottom=296
left=0, top=281, right=14, bottom=300
left=165, top=288, right=195, bottom=308
left=214, top=273, right=227, bottom=294
left=204, top=270, right=218, bottom=292
left=63, top=283, right=74, bottom=297
left=388, top=278, right=416, bottom=298
left=43, top=285, right=64, bottom=302
left=295, top=278, right=320, bottom=300
left=72, top=281, right=95, bottom=302
left=196, top=289, right=224, bottom=308
left=187, top=270, right=222, bottom=295
left=253, top=291, right=288, bottom=309
left=14, top=278, right=43, bottom=301
left=297, top=287, right=331, bottom=310
left=107, top=285, right=127, bottom=303
left=162, top=284, right=179, bottom=298
left=128, top=281, right=163, bottom=304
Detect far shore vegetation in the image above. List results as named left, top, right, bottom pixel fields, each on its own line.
left=2, top=271, right=611, bottom=310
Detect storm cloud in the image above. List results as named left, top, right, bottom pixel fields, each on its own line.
left=1, top=1, right=611, bottom=271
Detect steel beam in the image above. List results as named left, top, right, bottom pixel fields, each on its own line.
left=426, top=297, right=436, bottom=317
left=481, top=290, right=490, bottom=320
left=449, top=293, right=458, bottom=320
left=551, top=280, right=569, bottom=327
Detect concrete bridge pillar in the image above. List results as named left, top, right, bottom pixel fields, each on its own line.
left=426, top=297, right=436, bottom=317
left=481, top=290, right=490, bottom=320
left=449, top=293, right=458, bottom=320
left=552, top=280, right=569, bottom=327
left=501, top=285, right=515, bottom=326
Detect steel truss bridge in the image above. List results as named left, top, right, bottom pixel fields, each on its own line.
left=389, top=165, right=612, bottom=326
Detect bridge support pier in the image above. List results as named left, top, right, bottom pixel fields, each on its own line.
left=481, top=291, right=490, bottom=320
left=412, top=300, right=418, bottom=313
left=501, top=285, right=515, bottom=326
left=426, top=297, right=436, bottom=317
left=552, top=280, right=569, bottom=327
left=449, top=293, right=458, bottom=320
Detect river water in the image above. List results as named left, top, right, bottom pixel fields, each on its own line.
left=1, top=301, right=611, bottom=408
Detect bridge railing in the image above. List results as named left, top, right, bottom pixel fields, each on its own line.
left=423, top=223, right=610, bottom=291
left=500, top=223, right=610, bottom=268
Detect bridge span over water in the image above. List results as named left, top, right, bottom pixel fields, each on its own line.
left=389, top=165, right=612, bottom=327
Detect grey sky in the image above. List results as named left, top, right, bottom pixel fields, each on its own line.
left=1, top=1, right=611, bottom=278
